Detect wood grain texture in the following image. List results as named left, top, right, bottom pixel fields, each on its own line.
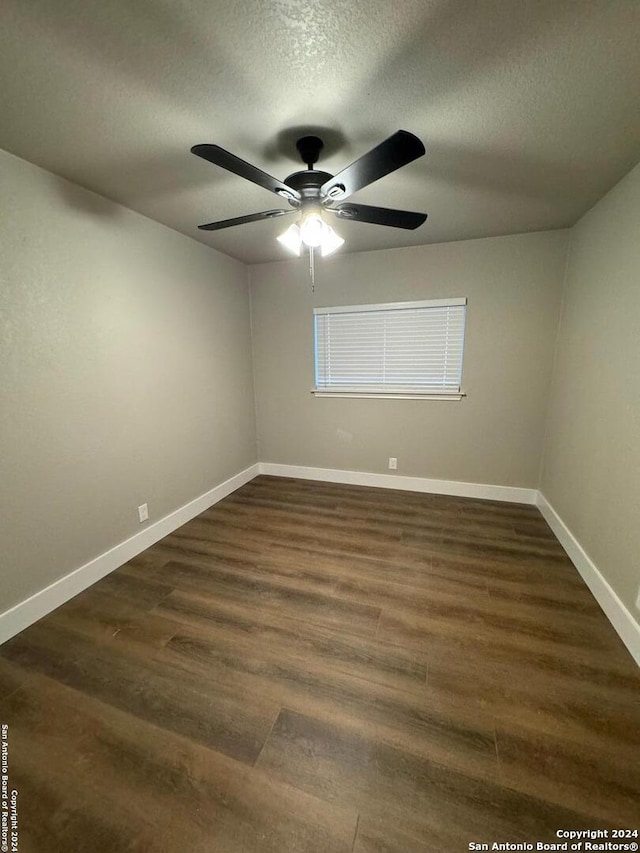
left=0, top=474, right=638, bottom=851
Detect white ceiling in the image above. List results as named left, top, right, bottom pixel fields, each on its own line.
left=1, top=0, right=639, bottom=264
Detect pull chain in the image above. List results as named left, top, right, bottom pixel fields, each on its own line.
left=309, top=245, right=315, bottom=292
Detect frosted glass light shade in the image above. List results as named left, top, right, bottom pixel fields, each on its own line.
left=277, top=223, right=302, bottom=256
left=320, top=225, right=344, bottom=256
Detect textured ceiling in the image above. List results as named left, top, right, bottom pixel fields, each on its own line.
left=1, top=0, right=639, bottom=264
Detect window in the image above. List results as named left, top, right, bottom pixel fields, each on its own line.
left=313, top=298, right=466, bottom=399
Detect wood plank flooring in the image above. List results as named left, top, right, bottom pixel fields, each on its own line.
left=0, top=475, right=638, bottom=852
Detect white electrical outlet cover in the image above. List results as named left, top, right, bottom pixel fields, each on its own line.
left=138, top=503, right=149, bottom=523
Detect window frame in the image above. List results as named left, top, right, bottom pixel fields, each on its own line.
left=312, top=297, right=467, bottom=400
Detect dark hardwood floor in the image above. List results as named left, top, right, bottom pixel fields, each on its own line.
left=1, top=475, right=638, bottom=851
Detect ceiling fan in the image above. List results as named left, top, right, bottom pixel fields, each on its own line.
left=191, top=130, right=427, bottom=257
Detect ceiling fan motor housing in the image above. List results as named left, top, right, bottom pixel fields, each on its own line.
left=284, top=169, right=333, bottom=204
left=280, top=135, right=334, bottom=206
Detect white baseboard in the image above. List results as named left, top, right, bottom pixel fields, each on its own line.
left=0, top=463, right=259, bottom=646
left=536, top=493, right=640, bottom=667
left=258, top=462, right=538, bottom=505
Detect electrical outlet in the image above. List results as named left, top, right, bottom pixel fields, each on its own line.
left=388, top=457, right=398, bottom=470
left=636, top=586, right=640, bottom=612
left=138, top=503, right=149, bottom=523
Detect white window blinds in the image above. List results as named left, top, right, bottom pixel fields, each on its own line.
left=313, top=298, right=466, bottom=397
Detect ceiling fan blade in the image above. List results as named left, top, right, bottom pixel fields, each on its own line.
left=329, top=203, right=427, bottom=230
left=321, top=131, right=425, bottom=201
left=191, top=144, right=301, bottom=202
left=197, top=209, right=294, bottom=231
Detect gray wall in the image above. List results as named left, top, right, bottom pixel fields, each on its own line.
left=541, top=163, right=640, bottom=615
left=250, top=231, right=568, bottom=487
left=1, top=149, right=257, bottom=611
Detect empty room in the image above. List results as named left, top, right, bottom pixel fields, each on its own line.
left=1, top=1, right=639, bottom=850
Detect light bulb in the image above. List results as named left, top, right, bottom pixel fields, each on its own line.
left=300, top=212, right=325, bottom=247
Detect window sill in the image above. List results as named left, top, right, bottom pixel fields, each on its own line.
left=311, top=390, right=466, bottom=400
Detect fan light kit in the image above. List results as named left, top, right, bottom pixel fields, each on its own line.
left=277, top=207, right=345, bottom=257
left=191, top=130, right=428, bottom=281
